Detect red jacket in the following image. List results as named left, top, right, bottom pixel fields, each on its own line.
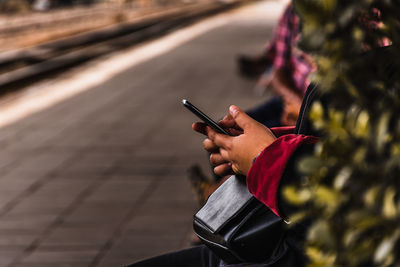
left=246, top=126, right=318, bottom=217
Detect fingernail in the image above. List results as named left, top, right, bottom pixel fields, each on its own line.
left=229, top=105, right=239, bottom=116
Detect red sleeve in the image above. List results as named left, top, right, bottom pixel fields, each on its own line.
left=270, top=126, right=295, bottom=137
left=246, top=134, right=318, bottom=217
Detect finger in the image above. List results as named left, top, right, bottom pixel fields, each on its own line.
left=231, top=164, right=240, bottom=174
left=210, top=153, right=228, bottom=166
left=229, top=105, right=255, bottom=132
left=219, top=147, right=230, bottom=161
left=192, top=122, right=207, bottom=135
left=222, top=114, right=232, bottom=120
left=203, top=138, right=219, bottom=153
left=228, top=128, right=243, bottom=136
left=221, top=114, right=233, bottom=122
left=205, top=126, right=232, bottom=150
left=219, top=114, right=235, bottom=128
left=218, top=118, right=243, bottom=136
left=219, top=115, right=243, bottom=132
left=214, top=163, right=234, bottom=177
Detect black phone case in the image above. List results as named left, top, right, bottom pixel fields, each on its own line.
left=183, top=100, right=231, bottom=136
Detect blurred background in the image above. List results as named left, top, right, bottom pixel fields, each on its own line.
left=0, top=0, right=285, bottom=266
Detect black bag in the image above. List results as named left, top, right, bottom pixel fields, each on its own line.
left=193, top=175, right=285, bottom=264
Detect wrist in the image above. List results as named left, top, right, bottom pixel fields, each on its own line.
left=244, top=149, right=265, bottom=175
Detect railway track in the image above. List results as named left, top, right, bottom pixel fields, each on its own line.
left=0, top=0, right=244, bottom=93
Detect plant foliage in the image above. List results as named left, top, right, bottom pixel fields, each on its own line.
left=285, top=0, right=400, bottom=266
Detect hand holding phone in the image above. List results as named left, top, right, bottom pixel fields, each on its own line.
left=182, top=99, right=231, bottom=136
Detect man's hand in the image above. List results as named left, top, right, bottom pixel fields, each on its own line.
left=193, top=106, right=276, bottom=176
left=192, top=115, right=240, bottom=177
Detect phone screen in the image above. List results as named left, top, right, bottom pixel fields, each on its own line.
left=183, top=99, right=231, bottom=136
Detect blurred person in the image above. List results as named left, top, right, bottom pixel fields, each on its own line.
left=239, top=3, right=315, bottom=128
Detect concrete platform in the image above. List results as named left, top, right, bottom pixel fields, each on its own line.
left=0, top=1, right=285, bottom=266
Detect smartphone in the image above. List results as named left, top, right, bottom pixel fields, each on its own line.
left=182, top=99, right=231, bottom=136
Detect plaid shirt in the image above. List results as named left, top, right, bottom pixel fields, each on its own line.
left=264, top=4, right=391, bottom=94
left=265, top=4, right=315, bottom=95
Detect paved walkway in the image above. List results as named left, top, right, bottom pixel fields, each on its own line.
left=0, top=1, right=285, bottom=266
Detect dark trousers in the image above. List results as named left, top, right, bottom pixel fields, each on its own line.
left=127, top=241, right=303, bottom=267
left=246, top=97, right=283, bottom=128
left=126, top=245, right=222, bottom=267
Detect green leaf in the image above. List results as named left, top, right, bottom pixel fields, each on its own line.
left=282, top=186, right=311, bottom=206
left=376, top=113, right=391, bottom=153
left=298, top=156, right=325, bottom=175
left=346, top=211, right=383, bottom=231
left=374, top=231, right=400, bottom=265
left=314, top=186, right=342, bottom=213
left=333, top=167, right=351, bottom=189
left=306, top=246, right=336, bottom=267
left=382, top=187, right=397, bottom=219
left=391, top=143, right=400, bottom=156
left=287, top=210, right=309, bottom=225
left=343, top=228, right=361, bottom=247
left=352, top=26, right=364, bottom=43
left=310, top=102, right=325, bottom=129
left=307, top=220, right=337, bottom=250
left=352, top=147, right=367, bottom=165
left=354, top=110, right=370, bottom=138
left=363, top=186, right=380, bottom=208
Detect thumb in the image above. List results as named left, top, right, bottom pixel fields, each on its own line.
left=229, top=105, right=253, bottom=131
